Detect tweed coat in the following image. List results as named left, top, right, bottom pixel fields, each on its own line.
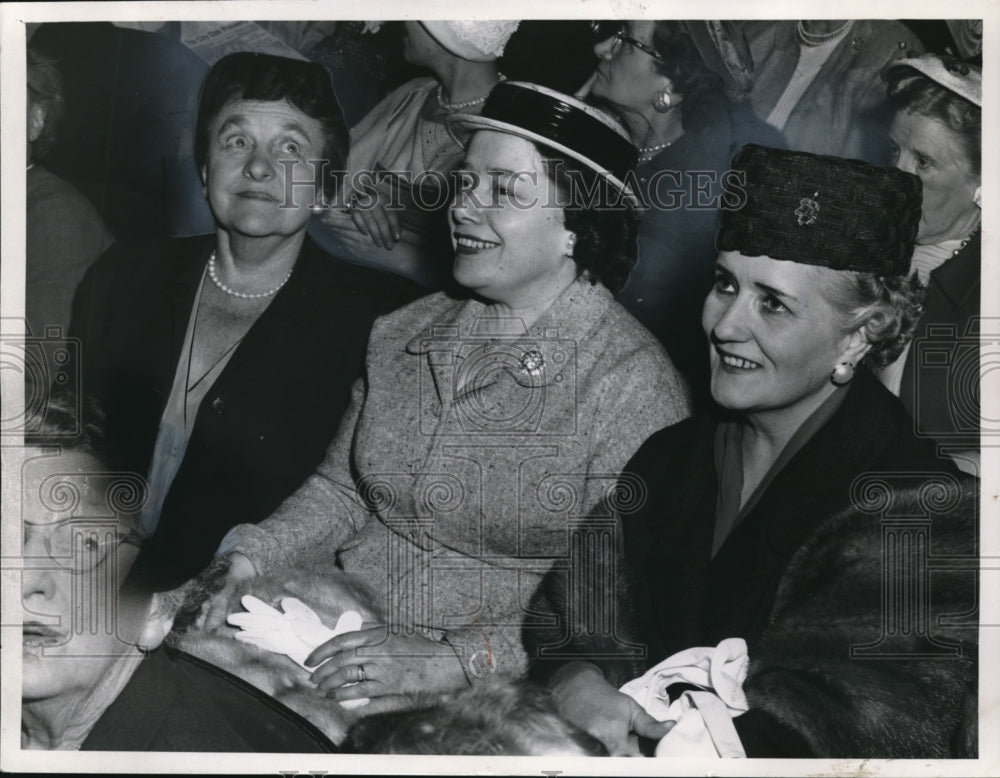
left=235, top=277, right=690, bottom=678
left=529, top=369, right=975, bottom=756
left=69, top=235, right=418, bottom=588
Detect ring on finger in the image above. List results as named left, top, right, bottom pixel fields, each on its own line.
left=357, top=664, right=366, bottom=684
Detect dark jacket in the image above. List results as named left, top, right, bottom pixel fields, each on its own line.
left=529, top=369, right=976, bottom=757
left=900, top=231, right=980, bottom=453
left=82, top=646, right=335, bottom=751
left=69, top=235, right=419, bottom=587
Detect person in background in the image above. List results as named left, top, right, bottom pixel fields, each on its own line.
left=529, top=145, right=974, bottom=757
left=879, top=54, right=981, bottom=474
left=19, top=395, right=334, bottom=752
left=585, top=20, right=782, bottom=393
left=69, top=53, right=418, bottom=590
left=312, top=20, right=518, bottom=289
left=743, top=19, right=922, bottom=162
left=200, top=82, right=689, bottom=704
left=26, top=45, right=114, bottom=338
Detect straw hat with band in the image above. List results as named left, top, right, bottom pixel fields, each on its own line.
left=448, top=81, right=639, bottom=204
left=718, top=144, right=923, bottom=277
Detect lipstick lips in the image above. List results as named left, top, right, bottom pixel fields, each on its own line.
left=22, top=621, right=65, bottom=646
left=236, top=190, right=279, bottom=203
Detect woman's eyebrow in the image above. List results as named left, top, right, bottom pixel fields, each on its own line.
left=755, top=281, right=799, bottom=303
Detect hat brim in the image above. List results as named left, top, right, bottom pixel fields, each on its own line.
left=447, top=113, right=639, bottom=205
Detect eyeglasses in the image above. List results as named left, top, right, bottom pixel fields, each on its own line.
left=24, top=519, right=143, bottom=573
left=610, top=27, right=665, bottom=62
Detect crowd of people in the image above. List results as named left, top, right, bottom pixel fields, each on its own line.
left=18, top=17, right=981, bottom=759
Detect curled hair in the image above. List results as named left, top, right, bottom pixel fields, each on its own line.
left=194, top=52, right=349, bottom=199
left=649, top=21, right=728, bottom=133
left=886, top=63, right=980, bottom=176
left=26, top=46, right=65, bottom=160
left=820, top=270, right=925, bottom=370
left=538, top=150, right=639, bottom=293
left=23, top=391, right=115, bottom=465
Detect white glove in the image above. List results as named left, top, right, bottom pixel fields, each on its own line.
left=228, top=595, right=368, bottom=708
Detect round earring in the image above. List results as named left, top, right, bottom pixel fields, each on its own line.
left=829, top=361, right=856, bottom=386
left=652, top=90, right=672, bottom=112
left=973, top=186, right=981, bottom=208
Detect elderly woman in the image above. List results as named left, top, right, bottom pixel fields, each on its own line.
left=20, top=397, right=333, bottom=751
left=204, top=82, right=690, bottom=702
left=878, top=54, right=981, bottom=473
left=312, top=20, right=518, bottom=288
left=585, top=20, right=781, bottom=387
left=69, top=53, right=417, bottom=590
left=529, top=145, right=976, bottom=757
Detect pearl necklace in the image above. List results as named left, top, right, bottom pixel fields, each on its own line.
left=638, top=140, right=673, bottom=164
left=436, top=74, right=506, bottom=113
left=796, top=20, right=854, bottom=47
left=207, top=251, right=293, bottom=300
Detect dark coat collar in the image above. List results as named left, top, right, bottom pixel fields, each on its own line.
left=927, top=230, right=980, bottom=310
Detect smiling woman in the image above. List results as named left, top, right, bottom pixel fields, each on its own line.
left=69, top=53, right=418, bottom=590
left=199, top=82, right=690, bottom=723
left=530, top=145, right=976, bottom=758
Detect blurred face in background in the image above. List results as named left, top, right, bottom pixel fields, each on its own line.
left=888, top=109, right=981, bottom=244
left=590, top=21, right=671, bottom=114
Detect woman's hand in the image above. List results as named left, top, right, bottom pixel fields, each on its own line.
left=551, top=662, right=672, bottom=756
left=347, top=187, right=401, bottom=250
left=305, top=627, right=469, bottom=701
left=200, top=552, right=258, bottom=632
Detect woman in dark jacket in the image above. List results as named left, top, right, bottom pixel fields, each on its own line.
left=69, top=52, right=417, bottom=589
left=528, top=145, right=977, bottom=758
left=878, top=54, right=981, bottom=474
left=586, top=20, right=782, bottom=388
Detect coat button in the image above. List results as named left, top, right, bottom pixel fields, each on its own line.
left=211, top=397, right=224, bottom=413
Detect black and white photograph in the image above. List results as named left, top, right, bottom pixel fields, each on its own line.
left=1, top=1, right=996, bottom=774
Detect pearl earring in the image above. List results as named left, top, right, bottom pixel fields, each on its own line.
left=829, top=361, right=856, bottom=386
left=973, top=186, right=981, bottom=208
left=652, top=90, right=672, bottom=112
left=565, top=233, right=577, bottom=258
